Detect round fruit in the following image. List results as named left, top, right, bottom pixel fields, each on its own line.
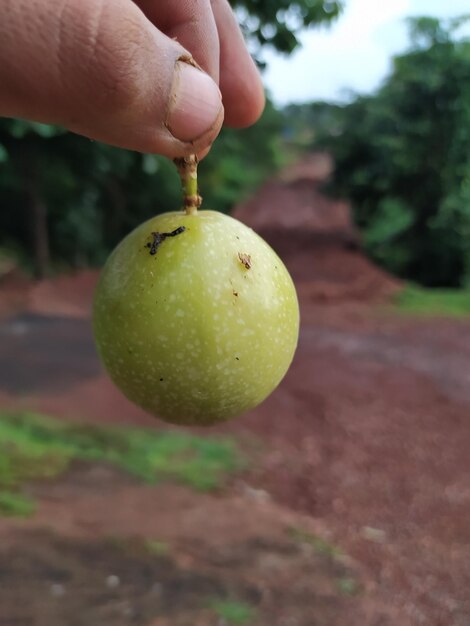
left=93, top=210, right=299, bottom=425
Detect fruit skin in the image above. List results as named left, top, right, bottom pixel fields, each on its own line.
left=93, top=210, right=299, bottom=426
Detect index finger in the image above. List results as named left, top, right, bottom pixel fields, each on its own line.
left=136, top=0, right=220, bottom=81
left=211, top=0, right=265, bottom=128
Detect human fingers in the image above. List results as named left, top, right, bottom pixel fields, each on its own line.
left=210, top=0, right=265, bottom=127
left=136, top=0, right=264, bottom=128
left=0, top=0, right=224, bottom=157
left=136, top=0, right=220, bottom=82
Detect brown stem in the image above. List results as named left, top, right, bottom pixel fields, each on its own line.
left=174, top=155, right=202, bottom=215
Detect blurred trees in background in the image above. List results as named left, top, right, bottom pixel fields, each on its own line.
left=0, top=0, right=343, bottom=278
left=0, top=103, right=284, bottom=276
left=301, top=17, right=470, bottom=287
left=231, top=0, right=342, bottom=55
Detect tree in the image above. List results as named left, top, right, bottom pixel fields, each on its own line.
left=314, top=16, right=470, bottom=287
left=0, top=120, right=182, bottom=275
left=231, top=0, right=343, bottom=55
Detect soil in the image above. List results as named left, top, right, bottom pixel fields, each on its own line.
left=0, top=464, right=366, bottom=626
left=1, top=285, right=469, bottom=626
left=0, top=168, right=469, bottom=625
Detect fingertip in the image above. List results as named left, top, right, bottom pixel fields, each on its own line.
left=222, top=70, right=265, bottom=128
left=167, top=62, right=223, bottom=142
left=211, top=0, right=265, bottom=129
left=197, top=145, right=212, bottom=160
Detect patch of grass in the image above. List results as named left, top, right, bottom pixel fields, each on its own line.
left=0, top=412, right=245, bottom=517
left=145, top=540, right=170, bottom=556
left=393, top=284, right=470, bottom=317
left=0, top=491, right=35, bottom=518
left=336, top=576, right=360, bottom=596
left=287, top=526, right=342, bottom=558
left=209, top=599, right=256, bottom=625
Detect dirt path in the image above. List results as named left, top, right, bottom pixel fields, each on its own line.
left=0, top=463, right=370, bottom=626
left=1, top=288, right=470, bottom=624
left=243, top=307, right=470, bottom=626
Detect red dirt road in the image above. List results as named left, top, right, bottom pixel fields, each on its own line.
left=0, top=269, right=469, bottom=625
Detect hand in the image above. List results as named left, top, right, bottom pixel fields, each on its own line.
left=0, top=0, right=265, bottom=157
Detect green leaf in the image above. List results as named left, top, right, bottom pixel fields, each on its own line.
left=0, top=144, right=8, bottom=163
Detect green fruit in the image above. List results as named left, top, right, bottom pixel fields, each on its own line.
left=93, top=210, right=299, bottom=425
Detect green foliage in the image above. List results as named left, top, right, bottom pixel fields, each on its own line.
left=0, top=491, right=36, bottom=518
left=0, top=120, right=183, bottom=272
left=362, top=198, right=415, bottom=275
left=336, top=577, right=360, bottom=596
left=283, top=101, right=344, bottom=149
left=393, top=284, right=470, bottom=317
left=309, top=16, right=470, bottom=287
left=0, top=412, right=245, bottom=517
left=231, top=0, right=343, bottom=56
left=210, top=599, right=256, bottom=625
left=145, top=540, right=171, bottom=556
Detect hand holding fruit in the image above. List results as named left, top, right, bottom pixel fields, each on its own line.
left=0, top=0, right=264, bottom=157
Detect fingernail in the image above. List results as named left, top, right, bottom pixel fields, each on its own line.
left=167, top=62, right=222, bottom=142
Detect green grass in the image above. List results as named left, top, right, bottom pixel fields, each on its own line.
left=0, top=491, right=36, bottom=518
left=336, top=576, right=360, bottom=596
left=0, top=412, right=245, bottom=517
left=210, top=599, right=256, bottom=625
left=145, top=539, right=170, bottom=556
left=393, top=284, right=470, bottom=317
left=287, top=526, right=342, bottom=558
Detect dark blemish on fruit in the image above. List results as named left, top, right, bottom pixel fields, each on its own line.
left=146, top=226, right=186, bottom=256
left=238, top=252, right=252, bottom=269
left=235, top=357, right=240, bottom=361
left=159, top=378, right=164, bottom=382
left=233, top=291, right=238, bottom=297
left=236, top=236, right=240, bottom=240
left=167, top=226, right=186, bottom=237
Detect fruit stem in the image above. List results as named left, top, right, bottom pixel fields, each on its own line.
left=174, top=155, right=202, bottom=215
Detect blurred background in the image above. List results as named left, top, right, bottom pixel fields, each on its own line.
left=0, top=1, right=469, bottom=625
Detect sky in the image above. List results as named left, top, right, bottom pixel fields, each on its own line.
left=262, top=0, right=470, bottom=105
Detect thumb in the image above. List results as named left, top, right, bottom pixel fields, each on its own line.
left=0, top=0, right=224, bottom=157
